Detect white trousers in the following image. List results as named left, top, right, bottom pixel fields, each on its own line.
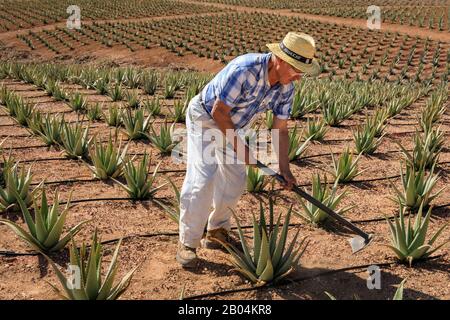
left=179, top=94, right=247, bottom=248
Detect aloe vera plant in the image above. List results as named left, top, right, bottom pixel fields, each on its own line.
left=288, top=125, right=311, bottom=161
left=143, top=98, right=161, bottom=116
left=108, top=83, right=124, bottom=102
left=265, top=110, right=274, bottom=130
left=0, top=163, right=35, bottom=212
left=103, top=104, right=122, bottom=127
left=0, top=188, right=88, bottom=253
left=391, top=162, right=444, bottom=210
left=154, top=177, right=180, bottom=224
left=331, top=148, right=365, bottom=182
left=303, top=117, right=328, bottom=142
left=292, top=174, right=352, bottom=225
left=39, top=114, right=64, bottom=146
left=122, top=108, right=152, bottom=140
left=171, top=100, right=187, bottom=123
left=365, top=109, right=388, bottom=138
left=353, top=125, right=384, bottom=155
left=118, top=153, right=163, bottom=199
left=69, top=92, right=88, bottom=112
left=89, top=135, right=128, bottom=180
left=142, top=70, right=158, bottom=95
left=47, top=230, right=137, bottom=300
left=14, top=100, right=35, bottom=126
left=86, top=102, right=102, bottom=121
left=398, top=130, right=442, bottom=170
left=216, top=199, right=308, bottom=285
left=125, top=90, right=140, bottom=108
left=61, top=122, right=91, bottom=159
left=246, top=166, right=270, bottom=193
left=147, top=121, right=178, bottom=155
left=27, top=111, right=43, bottom=135
left=386, top=203, right=449, bottom=266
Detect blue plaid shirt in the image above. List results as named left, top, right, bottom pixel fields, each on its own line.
left=201, top=53, right=295, bottom=129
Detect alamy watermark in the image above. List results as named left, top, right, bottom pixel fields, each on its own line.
left=367, top=5, right=381, bottom=30
left=67, top=5, right=81, bottom=30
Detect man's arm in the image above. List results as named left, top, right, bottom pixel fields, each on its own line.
left=210, top=99, right=255, bottom=165
left=272, top=116, right=296, bottom=190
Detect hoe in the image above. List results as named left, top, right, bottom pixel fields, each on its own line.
left=256, top=160, right=373, bottom=253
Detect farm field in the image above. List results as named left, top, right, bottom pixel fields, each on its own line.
left=0, top=0, right=448, bottom=301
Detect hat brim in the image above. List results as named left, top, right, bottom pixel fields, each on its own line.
left=266, top=43, right=320, bottom=77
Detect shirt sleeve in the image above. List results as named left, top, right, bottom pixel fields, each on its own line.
left=215, top=65, right=247, bottom=108
left=272, top=85, right=294, bottom=120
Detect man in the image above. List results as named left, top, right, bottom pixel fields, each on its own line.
left=177, top=32, right=320, bottom=267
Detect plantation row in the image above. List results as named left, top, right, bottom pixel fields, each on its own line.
left=0, top=0, right=221, bottom=33
left=0, top=64, right=448, bottom=297
left=17, top=13, right=450, bottom=85
left=198, top=0, right=449, bottom=31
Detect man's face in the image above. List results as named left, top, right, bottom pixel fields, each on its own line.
left=278, top=60, right=302, bottom=84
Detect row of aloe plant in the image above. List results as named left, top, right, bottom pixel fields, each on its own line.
left=0, top=184, right=136, bottom=300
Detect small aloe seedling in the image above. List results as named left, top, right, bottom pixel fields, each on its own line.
left=118, top=153, right=164, bottom=199
left=171, top=100, right=187, bottom=123
left=386, top=203, right=449, bottom=266
left=390, top=161, right=444, bottom=211
left=292, top=173, right=352, bottom=225
left=147, top=121, right=178, bottom=155
left=89, top=134, right=128, bottom=180
left=216, top=199, right=308, bottom=285
left=61, top=122, right=92, bottom=159
left=0, top=188, right=89, bottom=253
left=47, top=230, right=137, bottom=300
left=330, top=148, right=366, bottom=182
left=288, top=124, right=311, bottom=161
left=303, top=117, right=328, bottom=142
left=398, top=130, right=442, bottom=170
left=125, top=89, right=141, bottom=108
left=246, top=166, right=270, bottom=193
left=122, top=108, right=152, bottom=140
left=103, top=104, right=122, bottom=127
left=69, top=92, right=88, bottom=112
left=39, top=114, right=64, bottom=146
left=86, top=102, right=103, bottom=121
left=143, top=97, right=161, bottom=116
left=353, top=125, right=384, bottom=155
left=108, top=83, right=124, bottom=101
left=0, top=162, right=35, bottom=212
left=154, top=177, right=180, bottom=224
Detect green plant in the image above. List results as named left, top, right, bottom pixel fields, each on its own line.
left=143, top=98, right=161, bottom=116
left=118, top=153, right=163, bottom=199
left=27, top=111, right=43, bottom=135
left=398, top=130, right=442, bottom=170
left=292, top=174, right=352, bottom=225
left=154, top=177, right=180, bottom=224
left=330, top=148, right=365, bottom=182
left=216, top=199, right=308, bottom=285
left=39, top=114, right=64, bottom=146
left=391, top=162, right=444, bottom=210
left=353, top=125, right=384, bottom=155
left=0, top=163, right=35, bottom=212
left=265, top=110, right=273, bottom=130
left=386, top=203, right=449, bottom=266
left=124, top=90, right=140, bottom=108
left=303, top=117, right=328, bottom=142
left=61, top=122, right=91, bottom=159
left=103, top=104, right=122, bottom=127
left=108, top=83, right=124, bottom=102
left=0, top=188, right=88, bottom=253
left=171, top=100, right=187, bottom=123
left=122, top=108, right=152, bottom=140
left=69, top=92, right=88, bottom=112
left=86, top=102, right=102, bottom=121
left=147, top=121, right=178, bottom=155
left=14, top=100, right=35, bottom=126
left=89, top=135, right=128, bottom=180
left=47, top=230, right=137, bottom=300
left=246, top=166, right=270, bottom=193
left=288, top=125, right=311, bottom=161
left=142, top=70, right=158, bottom=95
left=365, top=109, right=388, bottom=137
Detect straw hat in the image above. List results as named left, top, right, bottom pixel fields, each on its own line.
left=266, top=32, right=320, bottom=76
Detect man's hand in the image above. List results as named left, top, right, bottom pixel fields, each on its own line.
left=280, top=168, right=296, bottom=190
